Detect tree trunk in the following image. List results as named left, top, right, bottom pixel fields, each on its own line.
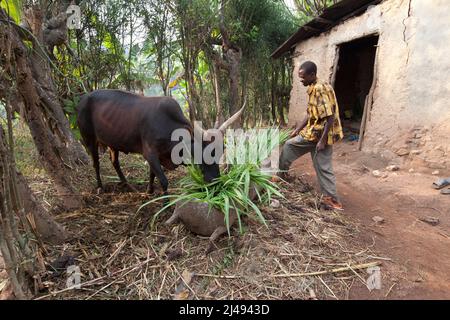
left=0, top=8, right=84, bottom=210
left=16, top=172, right=70, bottom=244
left=212, top=63, right=224, bottom=128
left=26, top=7, right=89, bottom=165
left=278, top=62, right=287, bottom=126
left=126, top=5, right=134, bottom=91
left=219, top=0, right=242, bottom=127
left=184, top=53, right=202, bottom=123
left=226, top=47, right=241, bottom=118
left=271, top=64, right=278, bottom=123
left=0, top=123, right=51, bottom=299
left=0, top=124, right=69, bottom=244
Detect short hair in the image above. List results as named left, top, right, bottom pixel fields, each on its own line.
left=299, top=61, right=317, bottom=75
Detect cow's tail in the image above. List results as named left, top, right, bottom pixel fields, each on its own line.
left=75, top=92, right=90, bottom=114
left=76, top=93, right=94, bottom=149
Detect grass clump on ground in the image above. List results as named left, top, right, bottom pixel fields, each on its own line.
left=140, top=128, right=290, bottom=234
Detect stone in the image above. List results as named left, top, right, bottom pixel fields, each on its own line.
left=427, top=162, right=446, bottom=170
left=432, top=170, right=440, bottom=175
left=411, top=150, right=422, bottom=155
left=380, top=150, right=397, bottom=160
left=386, top=165, right=400, bottom=172
left=372, top=216, right=385, bottom=224
left=427, top=149, right=445, bottom=159
left=372, top=170, right=382, bottom=177
left=419, top=217, right=440, bottom=226
left=270, top=199, right=280, bottom=208
left=409, top=168, right=415, bottom=173
left=396, top=148, right=410, bottom=156
left=409, top=158, right=427, bottom=169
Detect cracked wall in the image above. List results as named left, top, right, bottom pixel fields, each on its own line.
left=288, top=0, right=450, bottom=170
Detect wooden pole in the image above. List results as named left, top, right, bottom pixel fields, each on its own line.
left=358, top=44, right=379, bottom=150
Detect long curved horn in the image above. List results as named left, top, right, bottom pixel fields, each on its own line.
left=193, top=121, right=206, bottom=141
left=218, top=99, right=246, bottom=133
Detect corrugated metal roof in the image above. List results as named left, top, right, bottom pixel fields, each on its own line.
left=271, top=0, right=382, bottom=59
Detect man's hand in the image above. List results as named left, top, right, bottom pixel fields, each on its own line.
left=290, top=127, right=301, bottom=137
left=316, top=139, right=326, bottom=152
left=316, top=115, right=334, bottom=152
left=290, top=116, right=308, bottom=138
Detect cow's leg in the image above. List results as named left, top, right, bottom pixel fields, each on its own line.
left=109, top=148, right=139, bottom=192
left=87, top=142, right=102, bottom=192
left=147, top=170, right=156, bottom=194
left=149, top=157, right=168, bottom=196
left=109, top=148, right=127, bottom=184
left=144, top=153, right=168, bottom=196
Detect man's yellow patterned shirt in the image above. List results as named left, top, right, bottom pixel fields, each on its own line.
left=300, top=79, right=344, bottom=145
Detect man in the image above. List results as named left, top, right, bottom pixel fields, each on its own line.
left=275, top=61, right=344, bottom=211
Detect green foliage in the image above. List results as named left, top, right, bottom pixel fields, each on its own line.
left=7, top=0, right=300, bottom=139
left=226, top=128, right=291, bottom=165
left=223, top=0, right=298, bottom=53
left=139, top=129, right=290, bottom=236
left=211, top=0, right=298, bottom=125
left=293, top=0, right=338, bottom=18
left=1, top=0, right=22, bottom=23
left=63, top=96, right=81, bottom=140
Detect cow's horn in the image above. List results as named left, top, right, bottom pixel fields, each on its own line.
left=193, top=121, right=207, bottom=140
left=218, top=99, right=246, bottom=133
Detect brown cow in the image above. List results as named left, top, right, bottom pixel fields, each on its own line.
left=77, top=89, right=243, bottom=194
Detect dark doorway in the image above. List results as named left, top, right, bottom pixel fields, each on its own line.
left=333, top=35, right=379, bottom=137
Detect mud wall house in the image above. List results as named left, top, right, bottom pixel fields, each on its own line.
left=272, top=0, right=450, bottom=171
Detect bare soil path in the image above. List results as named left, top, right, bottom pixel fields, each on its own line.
left=291, top=141, right=450, bottom=299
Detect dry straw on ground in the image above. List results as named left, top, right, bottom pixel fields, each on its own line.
left=24, top=154, right=385, bottom=300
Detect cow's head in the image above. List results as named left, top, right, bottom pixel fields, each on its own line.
left=193, top=101, right=246, bottom=183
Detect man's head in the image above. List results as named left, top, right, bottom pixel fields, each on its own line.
left=298, top=61, right=317, bottom=87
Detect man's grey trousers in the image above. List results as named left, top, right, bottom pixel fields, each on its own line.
left=279, top=135, right=339, bottom=200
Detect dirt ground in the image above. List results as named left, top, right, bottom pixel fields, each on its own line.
left=0, top=151, right=387, bottom=300
left=34, top=158, right=386, bottom=300
left=290, top=140, right=450, bottom=299
left=1, top=137, right=449, bottom=300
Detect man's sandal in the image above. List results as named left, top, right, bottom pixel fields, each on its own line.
left=432, top=178, right=450, bottom=190
left=322, top=196, right=344, bottom=211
